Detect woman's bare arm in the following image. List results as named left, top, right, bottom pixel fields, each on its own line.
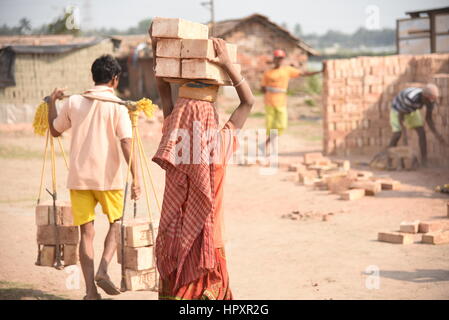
left=209, top=38, right=255, bottom=129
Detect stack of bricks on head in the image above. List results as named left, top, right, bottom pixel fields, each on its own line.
left=291, top=152, right=401, bottom=201
left=35, top=201, right=79, bottom=267
left=117, top=219, right=156, bottom=291
left=153, top=17, right=240, bottom=86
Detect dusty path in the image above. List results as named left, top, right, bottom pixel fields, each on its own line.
left=1, top=97, right=448, bottom=300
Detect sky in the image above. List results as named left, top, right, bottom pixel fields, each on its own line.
left=0, top=0, right=447, bottom=35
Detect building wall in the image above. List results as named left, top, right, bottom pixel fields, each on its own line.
left=0, top=40, right=113, bottom=123
left=323, top=53, right=449, bottom=167
left=222, top=21, right=309, bottom=91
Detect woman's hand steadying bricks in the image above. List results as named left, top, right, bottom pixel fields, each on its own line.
left=208, top=38, right=232, bottom=68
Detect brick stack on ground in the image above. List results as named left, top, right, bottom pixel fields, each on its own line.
left=292, top=152, right=401, bottom=201
left=323, top=54, right=449, bottom=167
left=379, top=217, right=449, bottom=245
left=153, top=17, right=240, bottom=85
left=35, top=200, right=79, bottom=267
left=117, top=219, right=156, bottom=291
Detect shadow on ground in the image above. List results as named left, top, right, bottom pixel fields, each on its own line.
left=0, top=281, right=67, bottom=300
left=379, top=269, right=449, bottom=284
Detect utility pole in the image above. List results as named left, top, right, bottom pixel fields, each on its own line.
left=201, top=0, right=215, bottom=36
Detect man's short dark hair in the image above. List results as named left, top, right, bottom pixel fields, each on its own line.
left=91, top=54, right=121, bottom=84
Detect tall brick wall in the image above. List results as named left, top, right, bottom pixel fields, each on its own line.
left=0, top=40, right=113, bottom=123
left=323, top=53, right=449, bottom=167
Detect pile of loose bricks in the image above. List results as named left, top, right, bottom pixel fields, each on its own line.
left=35, top=201, right=79, bottom=267
left=323, top=54, right=449, bottom=167
left=378, top=203, right=449, bottom=245
left=117, top=219, right=156, bottom=291
left=290, top=152, right=401, bottom=201
left=153, top=17, right=240, bottom=85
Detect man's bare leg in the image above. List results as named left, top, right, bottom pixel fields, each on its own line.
left=415, top=126, right=427, bottom=166
left=79, top=221, right=99, bottom=299
left=389, top=131, right=402, bottom=147
left=95, top=222, right=119, bottom=283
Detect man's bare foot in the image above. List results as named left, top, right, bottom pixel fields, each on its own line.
left=83, top=293, right=102, bottom=300
left=95, top=270, right=110, bottom=283
left=95, top=272, right=120, bottom=295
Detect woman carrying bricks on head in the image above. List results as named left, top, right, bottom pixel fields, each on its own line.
left=261, top=49, right=322, bottom=155
left=150, top=23, right=255, bottom=300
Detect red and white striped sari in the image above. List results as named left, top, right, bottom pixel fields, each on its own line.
left=153, top=98, right=219, bottom=290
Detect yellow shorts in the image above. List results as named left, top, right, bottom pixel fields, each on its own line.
left=265, top=105, right=288, bottom=136
left=70, top=190, right=124, bottom=226
left=390, top=109, right=424, bottom=133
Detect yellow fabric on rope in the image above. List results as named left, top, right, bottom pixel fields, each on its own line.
left=134, top=98, right=157, bottom=119
left=33, top=102, right=49, bottom=136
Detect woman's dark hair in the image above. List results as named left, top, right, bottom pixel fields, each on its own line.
left=91, top=54, right=121, bottom=84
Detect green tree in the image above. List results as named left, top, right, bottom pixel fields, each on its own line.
left=18, top=18, right=31, bottom=34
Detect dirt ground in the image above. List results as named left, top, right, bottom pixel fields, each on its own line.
left=0, top=95, right=448, bottom=300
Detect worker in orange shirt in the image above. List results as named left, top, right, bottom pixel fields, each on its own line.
left=261, top=49, right=322, bottom=154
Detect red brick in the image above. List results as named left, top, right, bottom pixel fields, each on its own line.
left=152, top=17, right=208, bottom=39
left=181, top=39, right=237, bottom=63
left=380, top=180, right=401, bottom=191
left=156, top=39, right=182, bottom=58
left=399, top=221, right=420, bottom=234
left=117, top=246, right=154, bottom=271
left=35, top=200, right=73, bottom=226
left=350, top=181, right=381, bottom=196
left=39, top=245, right=56, bottom=267
left=124, top=269, right=157, bottom=291
left=155, top=58, right=181, bottom=78
left=378, top=232, right=415, bottom=244
left=36, top=225, right=79, bottom=245
left=422, top=230, right=449, bottom=245
left=118, top=219, right=154, bottom=248
left=182, top=59, right=240, bottom=83
left=419, top=220, right=449, bottom=233
left=297, top=170, right=318, bottom=185
left=303, top=152, right=324, bottom=165
left=340, top=189, right=365, bottom=201
left=63, top=244, right=78, bottom=266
